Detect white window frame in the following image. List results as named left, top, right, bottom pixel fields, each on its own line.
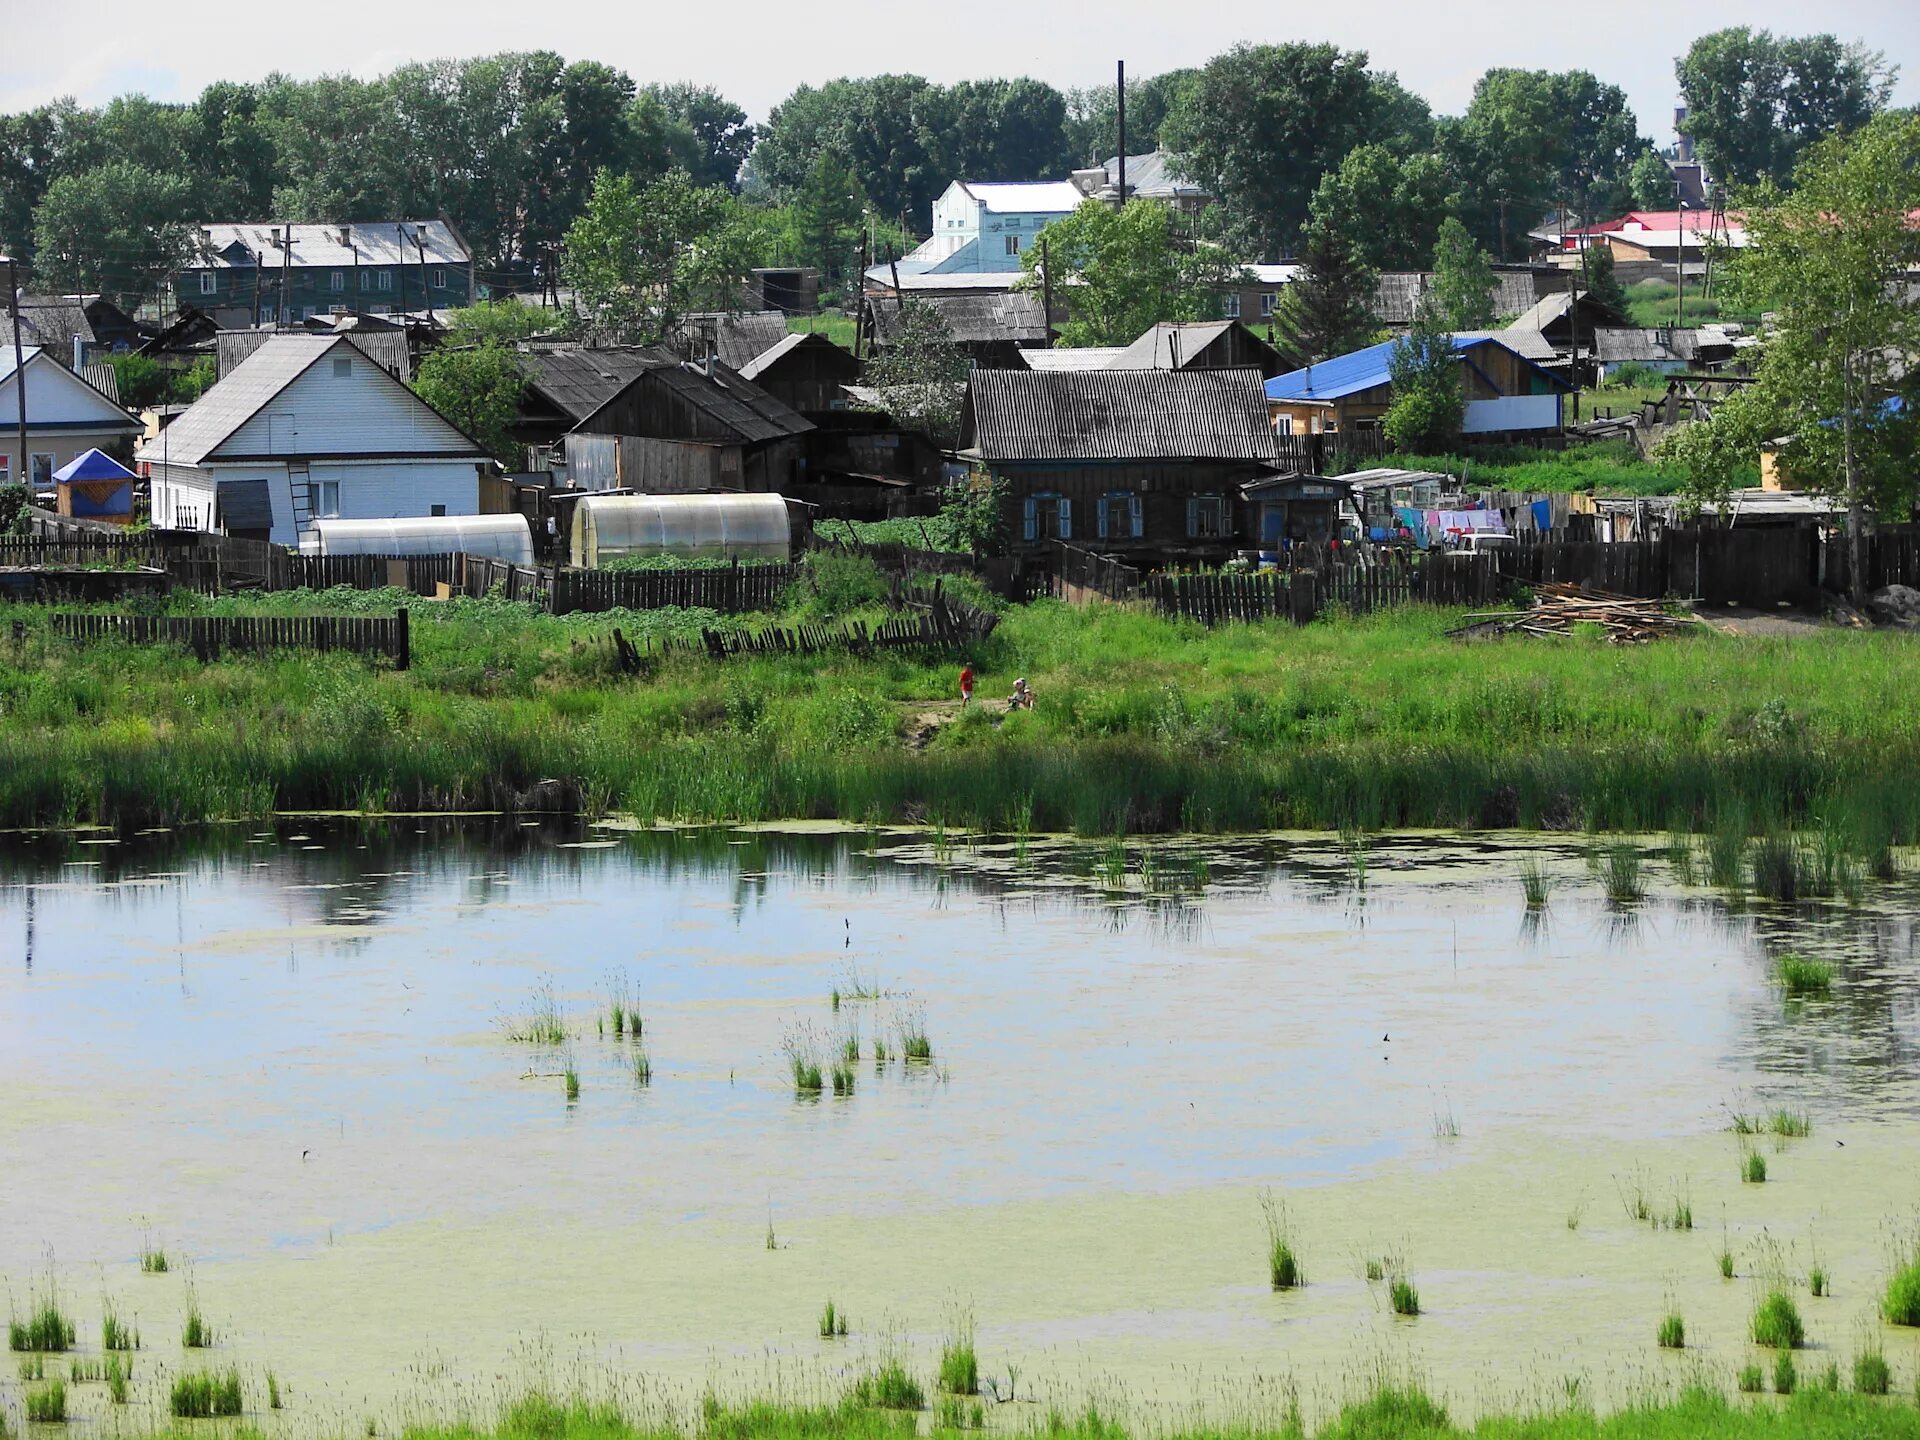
left=332, top=356, right=353, bottom=378
left=1223, top=293, right=1240, bottom=319
left=430, top=268, right=447, bottom=289
left=30, top=452, right=56, bottom=487
left=378, top=270, right=393, bottom=291
left=1004, top=235, right=1021, bottom=256
left=1096, top=490, right=1143, bottom=541
left=198, top=271, right=217, bottom=295
left=1021, top=492, right=1070, bottom=543
left=1275, top=414, right=1294, bottom=437
left=1261, top=292, right=1276, bottom=317
left=331, top=271, right=345, bottom=292
left=316, top=478, right=341, bottom=518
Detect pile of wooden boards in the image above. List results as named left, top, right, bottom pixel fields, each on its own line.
left=1450, top=582, right=1709, bottom=643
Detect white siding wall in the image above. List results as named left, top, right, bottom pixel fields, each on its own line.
left=216, top=350, right=478, bottom=458
left=148, top=460, right=220, bottom=532
left=216, top=458, right=480, bottom=545
left=0, top=356, right=134, bottom=427
left=1463, top=394, right=1563, bottom=434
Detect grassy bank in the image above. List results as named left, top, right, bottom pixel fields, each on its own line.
left=3, top=586, right=1920, bottom=838
left=1337, top=441, right=1701, bottom=498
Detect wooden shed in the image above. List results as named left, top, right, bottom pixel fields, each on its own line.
left=739, top=333, right=862, bottom=416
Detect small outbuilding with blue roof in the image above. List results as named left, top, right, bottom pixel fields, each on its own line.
left=1265, top=335, right=1570, bottom=440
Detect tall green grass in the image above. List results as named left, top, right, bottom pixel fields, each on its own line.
left=7, top=1287, right=75, bottom=1352
left=1752, top=1289, right=1806, bottom=1348
left=938, top=1317, right=978, bottom=1396
left=12, top=596, right=1920, bottom=838
left=170, top=1368, right=242, bottom=1418
left=1885, top=1239, right=1920, bottom=1326
left=25, top=1378, right=66, bottom=1421
left=1260, top=1192, right=1304, bottom=1290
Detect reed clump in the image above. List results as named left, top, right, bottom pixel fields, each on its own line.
left=1752, top=1289, right=1805, bottom=1348
left=25, top=1378, right=66, bottom=1422
left=269, top=1370, right=283, bottom=1410
left=817, top=1300, right=847, bottom=1339
left=1883, top=1240, right=1920, bottom=1326
left=1737, top=1363, right=1764, bottom=1393
left=631, top=1048, right=652, bottom=1087
left=139, top=1246, right=169, bottom=1275
left=1854, top=1349, right=1891, bottom=1395
left=1773, top=1352, right=1798, bottom=1394
left=938, top=1319, right=978, bottom=1396
left=1259, top=1191, right=1304, bottom=1290
left=1742, top=1149, right=1768, bottom=1184
left=1777, top=954, right=1834, bottom=997
left=7, top=1290, right=75, bottom=1353
left=181, top=1301, right=214, bottom=1349
left=504, top=980, right=567, bottom=1045
left=830, top=1062, right=856, bottom=1097
left=1657, top=1312, right=1685, bottom=1349
left=898, top=1014, right=932, bottom=1063
left=102, top=1305, right=139, bottom=1351
left=850, top=1359, right=924, bottom=1410
left=67, top=1356, right=103, bottom=1383
left=1519, top=857, right=1552, bottom=909
left=784, top=1029, right=824, bottom=1096
left=1389, top=1275, right=1421, bottom=1317
left=170, top=1368, right=242, bottom=1418
left=1602, top=843, right=1643, bottom=902
left=106, top=1353, right=130, bottom=1404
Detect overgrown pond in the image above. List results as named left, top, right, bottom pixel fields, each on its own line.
left=3, top=820, right=1918, bottom=1431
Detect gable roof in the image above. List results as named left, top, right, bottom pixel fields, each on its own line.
left=1100, top=151, right=1207, bottom=202
left=1265, top=334, right=1570, bottom=403
left=521, top=348, right=676, bottom=423
left=963, top=368, right=1279, bottom=464
left=189, top=220, right=470, bottom=269
left=1509, top=289, right=1630, bottom=332
left=669, top=311, right=792, bottom=370
left=579, top=360, right=813, bottom=444
left=1109, top=320, right=1286, bottom=373
left=738, top=331, right=859, bottom=381
left=1020, top=347, right=1129, bottom=372
left=873, top=291, right=1048, bottom=346
left=12, top=294, right=95, bottom=352
left=1373, top=270, right=1547, bottom=326
left=136, top=334, right=483, bottom=466
left=0, top=346, right=139, bottom=430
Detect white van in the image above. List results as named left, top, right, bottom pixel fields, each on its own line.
left=1455, top=532, right=1517, bottom=554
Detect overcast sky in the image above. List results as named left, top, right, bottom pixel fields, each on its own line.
left=4, top=0, right=1916, bottom=145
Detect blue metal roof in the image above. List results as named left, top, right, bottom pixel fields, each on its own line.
left=53, top=448, right=137, bottom=483
left=1265, top=334, right=1565, bottom=402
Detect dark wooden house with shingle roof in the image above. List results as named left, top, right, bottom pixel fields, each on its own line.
left=959, top=368, right=1286, bottom=564
left=870, top=291, right=1049, bottom=368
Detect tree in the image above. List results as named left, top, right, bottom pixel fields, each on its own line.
left=1307, top=144, right=1455, bottom=272
left=1424, top=218, right=1497, bottom=329
left=860, top=300, right=969, bottom=447
left=1581, top=241, right=1630, bottom=318
left=1659, top=112, right=1920, bottom=601
left=787, top=152, right=867, bottom=294
left=751, top=76, right=941, bottom=225
left=1020, top=200, right=1242, bottom=347
left=442, top=298, right=563, bottom=345
left=1063, top=69, right=1197, bottom=165
left=1629, top=149, right=1676, bottom=209
left=31, top=162, right=198, bottom=308
left=562, top=168, right=748, bottom=345
left=925, top=79, right=1073, bottom=186
left=1271, top=218, right=1378, bottom=362
left=1677, top=29, right=1895, bottom=185
left=1383, top=321, right=1464, bottom=452
left=1444, top=69, right=1648, bottom=260
left=646, top=83, right=755, bottom=190
left=1162, top=43, right=1430, bottom=261
left=412, top=342, right=528, bottom=468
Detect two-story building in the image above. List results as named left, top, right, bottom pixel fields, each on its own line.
left=1265, top=334, right=1571, bottom=440
left=900, top=182, right=1086, bottom=275
left=174, top=221, right=475, bottom=329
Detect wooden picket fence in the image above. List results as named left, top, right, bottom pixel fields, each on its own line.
left=52, top=610, right=410, bottom=668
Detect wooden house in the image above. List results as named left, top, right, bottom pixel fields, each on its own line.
left=1107, top=320, right=1295, bottom=378
left=959, top=368, right=1286, bottom=564
left=738, top=333, right=861, bottom=415
left=1265, top=335, right=1570, bottom=440
left=869, top=291, right=1049, bottom=369
left=1507, top=289, right=1630, bottom=356
left=0, top=346, right=142, bottom=490
left=667, top=311, right=792, bottom=370
left=136, top=334, right=495, bottom=546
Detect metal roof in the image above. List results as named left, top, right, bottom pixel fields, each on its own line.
left=669, top=311, right=791, bottom=370
left=738, top=332, right=858, bottom=381
left=1020, top=347, right=1128, bottom=372
left=217, top=328, right=409, bottom=380
left=1099, top=151, right=1208, bottom=201
left=1108, top=320, right=1284, bottom=372
left=963, top=368, right=1279, bottom=464
left=136, top=334, right=483, bottom=466
left=1457, top=327, right=1560, bottom=364
left=1265, top=334, right=1569, bottom=402
left=1373, top=270, right=1545, bottom=326
left=864, top=266, right=1026, bottom=293
left=82, top=363, right=120, bottom=404
left=960, top=180, right=1085, bottom=214
left=521, top=349, right=672, bottom=421
left=11, top=294, right=95, bottom=350
left=191, top=220, right=470, bottom=270
left=1508, top=289, right=1630, bottom=332
left=873, top=291, right=1047, bottom=346
left=613, top=363, right=814, bottom=444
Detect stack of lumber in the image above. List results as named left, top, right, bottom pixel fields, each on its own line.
left=1450, top=582, right=1708, bottom=643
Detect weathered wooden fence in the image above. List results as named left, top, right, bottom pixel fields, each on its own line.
left=53, top=610, right=410, bottom=668
left=552, top=563, right=798, bottom=615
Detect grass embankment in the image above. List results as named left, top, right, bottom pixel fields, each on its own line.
left=1343, top=440, right=1704, bottom=498
left=96, top=1388, right=1920, bottom=1440
left=1625, top=278, right=1770, bottom=331
left=4, top=577, right=1920, bottom=837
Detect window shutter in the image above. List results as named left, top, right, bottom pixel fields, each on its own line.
left=1130, top=493, right=1143, bottom=538
left=1096, top=497, right=1109, bottom=540
left=1023, top=497, right=1036, bottom=542
left=1058, top=497, right=1072, bottom=539
left=1187, top=497, right=1197, bottom=537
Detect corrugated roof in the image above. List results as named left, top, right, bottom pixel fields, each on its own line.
left=603, top=362, right=813, bottom=444
left=1458, top=327, right=1560, bottom=364
left=669, top=311, right=791, bottom=370
left=963, top=368, right=1279, bottom=463
left=192, top=220, right=469, bottom=270
left=1099, top=151, right=1207, bottom=201
left=1109, top=321, right=1271, bottom=371
left=218, top=328, right=409, bottom=379
left=1266, top=334, right=1566, bottom=402
left=737, top=332, right=858, bottom=381
left=864, top=266, right=1026, bottom=293
left=12, top=295, right=95, bottom=352
left=83, top=363, right=120, bottom=404
left=1020, top=347, right=1128, bottom=372
left=1373, top=271, right=1546, bottom=326
left=961, top=180, right=1085, bottom=214
left=874, top=291, right=1047, bottom=346
left=1508, top=289, right=1630, bottom=332
left=522, top=349, right=676, bottom=422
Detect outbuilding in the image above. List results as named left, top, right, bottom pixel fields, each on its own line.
left=569, top=492, right=794, bottom=568
left=307, top=514, right=534, bottom=563
left=52, top=448, right=138, bottom=524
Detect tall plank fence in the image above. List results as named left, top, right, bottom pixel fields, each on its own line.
left=53, top=610, right=410, bottom=667
left=552, top=564, right=798, bottom=616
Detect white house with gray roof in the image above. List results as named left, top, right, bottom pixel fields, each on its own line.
left=137, top=334, right=491, bottom=546
left=901, top=181, right=1088, bottom=275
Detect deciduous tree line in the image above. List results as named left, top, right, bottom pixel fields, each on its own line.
left=0, top=28, right=1895, bottom=310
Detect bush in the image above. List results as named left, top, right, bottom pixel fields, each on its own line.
left=850, top=1360, right=923, bottom=1410
left=1854, top=1350, right=1891, bottom=1394
left=797, top=552, right=889, bottom=617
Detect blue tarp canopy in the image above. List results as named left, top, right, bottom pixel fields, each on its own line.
left=52, top=448, right=137, bottom=483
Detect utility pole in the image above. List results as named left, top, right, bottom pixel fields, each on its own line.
left=251, top=246, right=262, bottom=328
left=346, top=225, right=359, bottom=316
left=1039, top=235, right=1054, bottom=348
left=4, top=254, right=26, bottom=487
left=278, top=225, right=291, bottom=328
left=414, top=224, right=435, bottom=324
left=1116, top=61, right=1126, bottom=203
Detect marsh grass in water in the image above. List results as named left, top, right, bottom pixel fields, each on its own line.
left=7, top=1288, right=75, bottom=1352
left=1519, top=857, right=1553, bottom=909
left=1753, top=1289, right=1806, bottom=1348
left=631, top=1047, right=652, bottom=1087
left=1884, top=1237, right=1920, bottom=1325
left=102, top=1305, right=139, bottom=1351
left=106, top=1353, right=130, bottom=1404
left=784, top=1027, right=825, bottom=1096
left=817, top=1300, right=848, bottom=1338
left=268, top=1370, right=283, bottom=1410
left=1855, top=1349, right=1892, bottom=1394
left=1743, top=1149, right=1769, bottom=1184
left=850, top=1359, right=924, bottom=1410
left=17, top=1354, right=44, bottom=1380
left=898, top=1013, right=933, bottom=1063
left=1602, top=843, right=1644, bottom=902
left=67, top=1356, right=103, bottom=1383
left=1259, top=1191, right=1304, bottom=1290
left=1809, top=1264, right=1829, bottom=1298
left=830, top=1062, right=856, bottom=1098
left=170, top=1368, right=242, bottom=1418
left=181, top=1300, right=213, bottom=1349
left=934, top=1397, right=985, bottom=1431
left=1774, top=1352, right=1798, bottom=1394
left=1657, top=1313, right=1685, bottom=1349
left=505, top=980, right=567, bottom=1045
left=564, top=1059, right=581, bottom=1103
left=139, top=1246, right=169, bottom=1275
left=1778, top=954, right=1835, bottom=997
left=1389, top=1274, right=1421, bottom=1316
left=1772, top=1109, right=1813, bottom=1138
left=25, top=1378, right=66, bottom=1422
left=938, top=1317, right=978, bottom=1396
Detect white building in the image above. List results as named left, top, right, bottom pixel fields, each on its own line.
left=900, top=181, right=1088, bottom=274
left=0, top=346, right=141, bottom=488
left=138, top=334, right=493, bottom=546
